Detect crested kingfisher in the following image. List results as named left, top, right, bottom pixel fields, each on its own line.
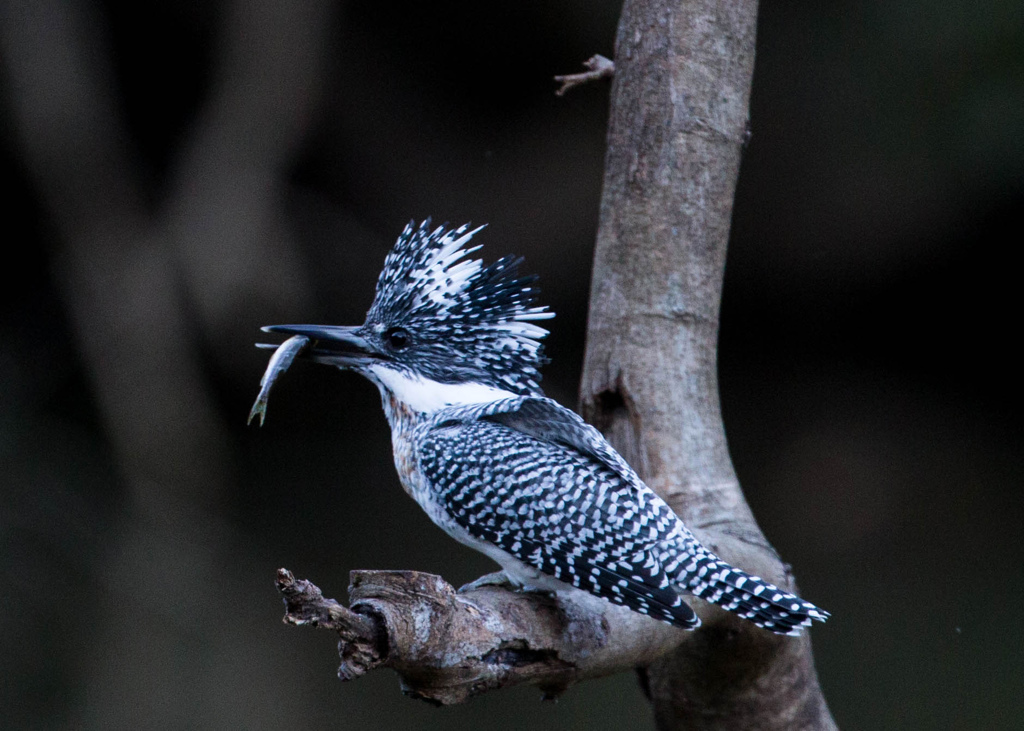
left=251, top=220, right=828, bottom=635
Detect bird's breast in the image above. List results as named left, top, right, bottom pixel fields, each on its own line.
left=380, top=391, right=485, bottom=546
left=390, top=428, right=421, bottom=499
left=382, top=392, right=434, bottom=504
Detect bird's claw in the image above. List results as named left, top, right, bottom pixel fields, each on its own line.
left=457, top=571, right=517, bottom=593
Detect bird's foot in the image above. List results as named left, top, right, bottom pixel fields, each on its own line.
left=518, top=582, right=558, bottom=600
left=457, top=571, right=518, bottom=593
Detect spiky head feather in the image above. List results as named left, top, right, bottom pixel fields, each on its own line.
left=363, top=220, right=553, bottom=395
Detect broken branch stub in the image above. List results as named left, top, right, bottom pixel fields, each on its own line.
left=554, top=54, right=615, bottom=96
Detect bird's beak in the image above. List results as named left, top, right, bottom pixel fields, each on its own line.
left=259, top=324, right=381, bottom=368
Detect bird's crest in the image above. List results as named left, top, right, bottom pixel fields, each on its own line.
left=366, top=220, right=554, bottom=394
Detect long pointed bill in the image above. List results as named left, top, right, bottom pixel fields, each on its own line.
left=259, top=324, right=381, bottom=367
left=249, top=324, right=380, bottom=426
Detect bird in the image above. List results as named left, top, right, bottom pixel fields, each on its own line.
left=252, top=219, right=829, bottom=635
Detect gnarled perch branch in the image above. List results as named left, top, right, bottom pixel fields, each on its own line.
left=277, top=568, right=685, bottom=705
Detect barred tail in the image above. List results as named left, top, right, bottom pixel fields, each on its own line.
left=677, top=551, right=829, bottom=636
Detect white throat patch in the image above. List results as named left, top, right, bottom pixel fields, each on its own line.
left=366, top=364, right=518, bottom=414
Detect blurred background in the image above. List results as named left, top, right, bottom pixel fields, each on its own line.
left=1, top=0, right=1021, bottom=728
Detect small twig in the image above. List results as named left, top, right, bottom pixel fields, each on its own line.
left=554, top=54, right=615, bottom=96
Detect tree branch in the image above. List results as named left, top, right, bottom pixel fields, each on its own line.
left=580, top=0, right=835, bottom=728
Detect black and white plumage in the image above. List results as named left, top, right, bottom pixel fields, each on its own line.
left=254, top=220, right=828, bottom=636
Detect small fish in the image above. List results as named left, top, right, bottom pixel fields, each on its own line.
left=248, top=334, right=310, bottom=426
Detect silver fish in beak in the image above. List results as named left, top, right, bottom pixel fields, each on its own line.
left=247, top=334, right=310, bottom=426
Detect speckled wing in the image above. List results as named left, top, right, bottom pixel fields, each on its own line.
left=419, top=398, right=830, bottom=635
left=418, top=405, right=699, bottom=628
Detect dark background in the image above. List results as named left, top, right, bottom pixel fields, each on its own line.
left=2, top=0, right=1021, bottom=728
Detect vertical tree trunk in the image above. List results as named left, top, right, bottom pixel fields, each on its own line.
left=580, top=1, right=836, bottom=728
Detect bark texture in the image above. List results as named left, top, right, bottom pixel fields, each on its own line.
left=580, top=1, right=835, bottom=728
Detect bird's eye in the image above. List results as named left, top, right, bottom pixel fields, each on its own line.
left=385, top=327, right=410, bottom=350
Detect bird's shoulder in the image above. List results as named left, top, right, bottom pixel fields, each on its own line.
left=418, top=396, right=644, bottom=489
